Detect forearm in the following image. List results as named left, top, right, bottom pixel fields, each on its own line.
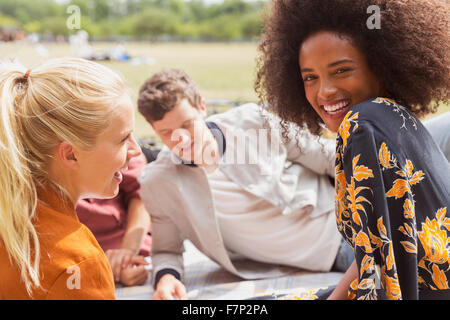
left=151, top=243, right=185, bottom=289
left=121, top=198, right=151, bottom=253
left=286, top=131, right=336, bottom=177
left=328, top=260, right=358, bottom=300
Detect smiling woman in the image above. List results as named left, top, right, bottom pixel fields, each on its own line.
left=255, top=0, right=449, bottom=137
left=73, top=94, right=141, bottom=199
left=298, top=31, right=382, bottom=132
left=256, top=0, right=450, bottom=300
left=0, top=57, right=141, bottom=299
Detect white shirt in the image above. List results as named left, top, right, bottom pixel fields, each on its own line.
left=207, top=166, right=341, bottom=271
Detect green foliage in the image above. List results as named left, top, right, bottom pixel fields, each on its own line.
left=130, top=8, right=179, bottom=38
left=240, top=10, right=264, bottom=39
left=40, top=16, right=70, bottom=36
left=0, top=0, right=268, bottom=40
left=0, top=13, right=19, bottom=27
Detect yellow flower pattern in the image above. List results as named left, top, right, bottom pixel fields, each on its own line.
left=335, top=98, right=450, bottom=300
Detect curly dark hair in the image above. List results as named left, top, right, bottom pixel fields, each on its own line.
left=255, top=0, right=450, bottom=136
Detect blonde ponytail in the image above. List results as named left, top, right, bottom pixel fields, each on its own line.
left=0, top=58, right=126, bottom=295
left=0, top=64, right=41, bottom=295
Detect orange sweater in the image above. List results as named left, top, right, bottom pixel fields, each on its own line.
left=0, top=190, right=115, bottom=299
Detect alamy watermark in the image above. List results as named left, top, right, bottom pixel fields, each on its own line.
left=168, top=125, right=283, bottom=167
left=66, top=5, right=81, bottom=30
left=367, top=5, right=381, bottom=29
left=66, top=265, right=81, bottom=290
left=163, top=122, right=324, bottom=177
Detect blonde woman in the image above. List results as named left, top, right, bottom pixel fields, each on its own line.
left=0, top=57, right=141, bottom=299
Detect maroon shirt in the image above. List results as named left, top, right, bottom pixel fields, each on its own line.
left=76, top=156, right=152, bottom=256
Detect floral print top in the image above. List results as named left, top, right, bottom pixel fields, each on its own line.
left=335, top=98, right=450, bottom=300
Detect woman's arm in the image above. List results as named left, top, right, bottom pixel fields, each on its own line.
left=327, top=260, right=357, bottom=300
left=121, top=197, right=151, bottom=253
left=106, top=197, right=151, bottom=282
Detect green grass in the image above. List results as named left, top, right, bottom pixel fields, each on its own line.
left=1, top=41, right=448, bottom=140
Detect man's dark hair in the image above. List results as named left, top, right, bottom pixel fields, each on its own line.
left=138, top=69, right=202, bottom=122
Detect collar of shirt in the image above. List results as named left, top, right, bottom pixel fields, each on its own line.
left=37, top=186, right=78, bottom=221
left=178, top=121, right=226, bottom=167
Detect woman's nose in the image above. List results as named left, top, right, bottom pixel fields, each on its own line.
left=318, top=78, right=338, bottom=101
left=128, top=135, right=142, bottom=158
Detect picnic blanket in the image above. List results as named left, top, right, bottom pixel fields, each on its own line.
left=115, top=240, right=344, bottom=300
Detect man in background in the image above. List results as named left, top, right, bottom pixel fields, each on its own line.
left=137, top=69, right=353, bottom=299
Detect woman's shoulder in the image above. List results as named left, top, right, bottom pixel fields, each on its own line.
left=0, top=223, right=113, bottom=299
left=337, top=97, right=421, bottom=150
left=37, top=205, right=107, bottom=262
left=36, top=205, right=114, bottom=298
left=350, top=97, right=419, bottom=131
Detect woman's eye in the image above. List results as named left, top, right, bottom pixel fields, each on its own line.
left=303, top=75, right=316, bottom=82
left=121, top=134, right=130, bottom=143
left=336, top=68, right=350, bottom=74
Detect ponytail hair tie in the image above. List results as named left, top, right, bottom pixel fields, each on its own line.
left=24, top=69, right=31, bottom=81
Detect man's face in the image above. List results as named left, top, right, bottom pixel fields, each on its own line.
left=151, top=98, right=217, bottom=165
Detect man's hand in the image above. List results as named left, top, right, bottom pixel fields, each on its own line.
left=119, top=256, right=149, bottom=286
left=152, top=273, right=187, bottom=300
left=105, top=248, right=136, bottom=282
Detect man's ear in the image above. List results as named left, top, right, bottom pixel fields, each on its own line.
left=57, top=141, right=78, bottom=169
left=199, top=98, right=207, bottom=119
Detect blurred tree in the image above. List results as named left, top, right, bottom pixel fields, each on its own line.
left=168, top=0, right=191, bottom=21
left=0, top=0, right=269, bottom=40
left=91, top=0, right=112, bottom=21
left=0, top=14, right=19, bottom=27
left=240, top=11, right=263, bottom=39
left=40, top=16, right=70, bottom=36
left=199, top=14, right=241, bottom=40
left=131, top=7, right=178, bottom=38
left=0, top=0, right=62, bottom=24
left=208, top=0, right=251, bottom=17
left=188, top=0, right=209, bottom=21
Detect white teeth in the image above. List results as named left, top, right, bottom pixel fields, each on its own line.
left=323, top=101, right=349, bottom=112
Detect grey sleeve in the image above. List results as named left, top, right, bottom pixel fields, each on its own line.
left=139, top=172, right=186, bottom=288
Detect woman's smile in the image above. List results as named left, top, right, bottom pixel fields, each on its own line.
left=299, top=31, right=382, bottom=132
left=320, top=99, right=352, bottom=119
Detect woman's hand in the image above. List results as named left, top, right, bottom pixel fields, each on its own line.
left=327, top=260, right=358, bottom=300
left=119, top=255, right=150, bottom=286
left=105, top=248, right=136, bottom=282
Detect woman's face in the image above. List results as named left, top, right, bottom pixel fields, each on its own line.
left=75, top=95, right=142, bottom=199
left=299, top=31, right=382, bottom=132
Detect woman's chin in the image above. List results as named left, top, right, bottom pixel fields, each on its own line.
left=326, top=123, right=340, bottom=133
left=95, top=186, right=120, bottom=200
left=109, top=186, right=120, bottom=198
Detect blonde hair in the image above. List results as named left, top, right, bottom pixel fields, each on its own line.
left=0, top=57, right=126, bottom=295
